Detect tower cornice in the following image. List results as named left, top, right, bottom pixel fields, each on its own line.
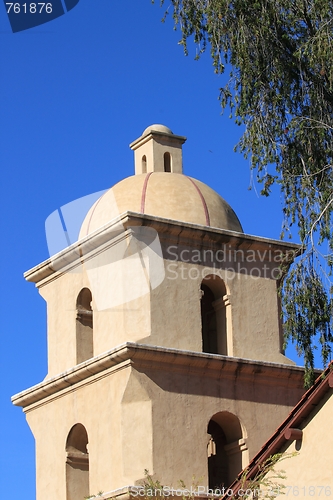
left=11, top=342, right=308, bottom=411
left=24, top=211, right=301, bottom=287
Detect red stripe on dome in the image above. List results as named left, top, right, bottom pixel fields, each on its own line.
left=84, top=190, right=109, bottom=237
left=141, top=172, right=153, bottom=213
left=186, top=176, right=210, bottom=226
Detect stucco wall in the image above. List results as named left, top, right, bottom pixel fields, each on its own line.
left=39, top=221, right=294, bottom=378
left=271, top=389, right=333, bottom=496
left=24, top=353, right=305, bottom=500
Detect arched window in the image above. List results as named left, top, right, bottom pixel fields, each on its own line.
left=164, top=152, right=171, bottom=172
left=66, top=424, right=89, bottom=500
left=76, top=288, right=93, bottom=364
left=207, top=412, right=248, bottom=489
left=201, top=284, right=218, bottom=354
left=142, top=155, right=147, bottom=173
left=207, top=420, right=228, bottom=489
left=200, top=275, right=228, bottom=355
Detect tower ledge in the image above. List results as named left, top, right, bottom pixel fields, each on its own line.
left=12, top=342, right=307, bottom=409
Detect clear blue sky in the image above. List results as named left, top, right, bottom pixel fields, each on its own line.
left=0, top=1, right=324, bottom=497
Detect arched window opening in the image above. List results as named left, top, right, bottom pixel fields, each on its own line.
left=76, top=288, right=93, bottom=364
left=208, top=420, right=229, bottom=489
left=201, top=284, right=218, bottom=354
left=164, top=152, right=171, bottom=172
left=66, top=424, right=89, bottom=500
left=142, top=155, right=147, bottom=173
left=200, top=275, right=228, bottom=355
left=207, top=412, right=247, bottom=489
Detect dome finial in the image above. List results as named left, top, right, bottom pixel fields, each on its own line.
left=142, top=124, right=173, bottom=136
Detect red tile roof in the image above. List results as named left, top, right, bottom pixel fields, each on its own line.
left=224, top=362, right=333, bottom=497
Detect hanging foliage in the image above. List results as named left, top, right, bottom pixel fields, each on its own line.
left=157, top=0, right=333, bottom=385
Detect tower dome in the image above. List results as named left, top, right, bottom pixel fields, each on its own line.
left=79, top=125, right=243, bottom=238
left=80, top=173, right=242, bottom=238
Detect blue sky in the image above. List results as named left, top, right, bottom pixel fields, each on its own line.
left=0, top=1, right=325, bottom=497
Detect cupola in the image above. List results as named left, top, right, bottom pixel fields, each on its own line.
left=80, top=124, right=243, bottom=238
left=130, top=123, right=186, bottom=174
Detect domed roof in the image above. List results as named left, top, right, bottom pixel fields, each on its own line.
left=79, top=172, right=243, bottom=238
left=142, top=124, right=173, bottom=135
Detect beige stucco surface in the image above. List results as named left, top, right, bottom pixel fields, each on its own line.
left=30, top=213, right=295, bottom=378
left=18, top=347, right=305, bottom=500
left=267, top=388, right=333, bottom=496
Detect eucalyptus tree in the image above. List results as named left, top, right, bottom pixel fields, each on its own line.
left=157, top=0, right=333, bottom=385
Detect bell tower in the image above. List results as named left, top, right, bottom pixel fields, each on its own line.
left=12, top=125, right=306, bottom=500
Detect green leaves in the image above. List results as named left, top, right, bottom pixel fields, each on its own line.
left=283, top=257, right=332, bottom=387
left=160, top=0, right=333, bottom=384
